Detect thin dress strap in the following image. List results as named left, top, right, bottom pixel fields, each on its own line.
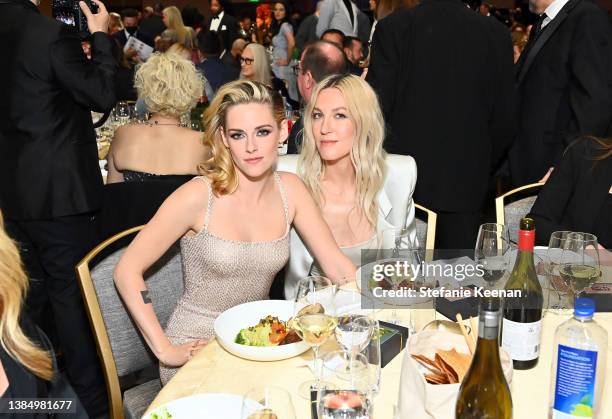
left=193, top=176, right=214, bottom=233
left=274, top=172, right=290, bottom=226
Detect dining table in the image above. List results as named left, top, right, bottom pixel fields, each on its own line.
left=145, top=288, right=612, bottom=419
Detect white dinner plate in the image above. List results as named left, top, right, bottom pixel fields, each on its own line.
left=143, top=393, right=262, bottom=419
left=214, top=299, right=309, bottom=361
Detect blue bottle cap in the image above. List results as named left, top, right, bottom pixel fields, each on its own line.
left=574, top=298, right=595, bottom=317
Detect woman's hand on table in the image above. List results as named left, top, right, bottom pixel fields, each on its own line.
left=158, top=339, right=208, bottom=367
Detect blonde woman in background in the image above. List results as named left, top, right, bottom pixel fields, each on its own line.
left=107, top=52, right=206, bottom=183
left=161, top=6, right=193, bottom=48
left=239, top=43, right=298, bottom=109
left=277, top=73, right=417, bottom=299
left=0, top=211, right=87, bottom=417
left=114, top=80, right=355, bottom=383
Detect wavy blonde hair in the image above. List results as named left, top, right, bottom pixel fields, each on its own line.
left=163, top=6, right=189, bottom=46
left=0, top=211, right=53, bottom=381
left=240, top=43, right=272, bottom=85
left=198, top=80, right=285, bottom=195
left=299, top=74, right=386, bottom=229
left=134, top=52, right=203, bottom=118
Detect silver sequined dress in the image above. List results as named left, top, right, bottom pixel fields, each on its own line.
left=160, top=173, right=290, bottom=384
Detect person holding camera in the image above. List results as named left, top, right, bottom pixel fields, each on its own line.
left=0, top=0, right=117, bottom=416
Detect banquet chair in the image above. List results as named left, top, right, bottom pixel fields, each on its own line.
left=414, top=203, right=437, bottom=259
left=495, top=182, right=543, bottom=243
left=76, top=226, right=184, bottom=419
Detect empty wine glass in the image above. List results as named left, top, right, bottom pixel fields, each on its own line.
left=241, top=386, right=296, bottom=419
left=114, top=101, right=131, bottom=126
left=292, top=276, right=337, bottom=399
left=475, top=223, right=511, bottom=289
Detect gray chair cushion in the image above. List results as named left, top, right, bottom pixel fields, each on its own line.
left=505, top=196, right=537, bottom=243
left=123, top=379, right=162, bottom=419
left=90, top=243, right=184, bottom=377
left=415, top=218, right=428, bottom=249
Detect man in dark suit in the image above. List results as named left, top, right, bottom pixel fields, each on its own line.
left=196, top=30, right=239, bottom=98
left=288, top=40, right=349, bottom=154
left=207, top=0, right=239, bottom=53
left=510, top=0, right=612, bottom=187
left=0, top=0, right=116, bottom=415
left=139, top=2, right=166, bottom=39
left=113, top=7, right=155, bottom=48
left=366, top=0, right=516, bottom=249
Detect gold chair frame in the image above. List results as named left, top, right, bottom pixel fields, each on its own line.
left=414, top=203, right=437, bottom=251
left=76, top=225, right=144, bottom=419
left=495, top=182, right=543, bottom=226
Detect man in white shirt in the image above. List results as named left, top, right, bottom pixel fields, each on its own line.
left=510, top=0, right=612, bottom=186
left=207, top=0, right=238, bottom=52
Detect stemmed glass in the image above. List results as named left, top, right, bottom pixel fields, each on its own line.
left=545, top=231, right=573, bottom=313
left=474, top=223, right=511, bottom=289
left=241, top=386, right=296, bottom=419
left=559, top=232, right=601, bottom=298
left=292, top=276, right=337, bottom=399
left=113, top=101, right=132, bottom=126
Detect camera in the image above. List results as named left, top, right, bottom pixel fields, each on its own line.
left=52, top=0, right=98, bottom=34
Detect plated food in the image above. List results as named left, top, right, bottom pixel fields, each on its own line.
left=235, top=315, right=301, bottom=346
left=214, top=299, right=310, bottom=361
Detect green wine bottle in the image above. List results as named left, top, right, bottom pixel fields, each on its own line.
left=456, top=297, right=512, bottom=419
left=501, top=217, right=544, bottom=370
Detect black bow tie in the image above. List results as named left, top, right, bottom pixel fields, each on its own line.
left=212, top=15, right=220, bottom=20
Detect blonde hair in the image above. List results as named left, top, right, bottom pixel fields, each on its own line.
left=162, top=6, right=189, bottom=46
left=108, top=12, right=124, bottom=34
left=240, top=43, right=272, bottom=85
left=0, top=211, right=53, bottom=381
left=198, top=80, right=285, bottom=195
left=167, top=43, right=192, bottom=60
left=134, top=52, right=203, bottom=118
left=300, top=74, right=386, bottom=229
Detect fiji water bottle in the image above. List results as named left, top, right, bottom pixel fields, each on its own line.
left=549, top=298, right=608, bottom=418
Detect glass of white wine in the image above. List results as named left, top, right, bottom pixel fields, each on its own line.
left=292, top=276, right=337, bottom=399
left=559, top=232, right=601, bottom=299
left=474, top=223, right=511, bottom=289
left=241, top=386, right=296, bottom=419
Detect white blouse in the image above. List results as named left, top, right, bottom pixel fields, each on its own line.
left=276, top=154, right=418, bottom=300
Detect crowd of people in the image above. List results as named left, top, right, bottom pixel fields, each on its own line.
left=0, top=0, right=611, bottom=416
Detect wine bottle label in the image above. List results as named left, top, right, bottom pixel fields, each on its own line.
left=501, top=318, right=542, bottom=361
left=552, top=345, right=597, bottom=418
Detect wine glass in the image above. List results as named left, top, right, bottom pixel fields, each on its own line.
left=558, top=232, right=601, bottom=299
left=474, top=223, right=511, bottom=289
left=114, top=101, right=131, bottom=126
left=318, top=351, right=374, bottom=419
left=292, top=276, right=337, bottom=399
left=544, top=231, right=574, bottom=313
left=241, top=386, right=296, bottom=419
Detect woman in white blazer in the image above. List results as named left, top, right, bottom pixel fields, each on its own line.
left=277, top=74, right=418, bottom=299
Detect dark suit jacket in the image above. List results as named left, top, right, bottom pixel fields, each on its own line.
left=0, top=0, right=117, bottom=220
left=296, top=14, right=318, bottom=51
left=207, top=13, right=239, bottom=51
left=366, top=0, right=515, bottom=212
left=139, top=14, right=166, bottom=39
left=196, top=57, right=239, bottom=95
left=511, top=0, right=612, bottom=187
left=112, top=29, right=155, bottom=48
left=529, top=139, right=612, bottom=248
